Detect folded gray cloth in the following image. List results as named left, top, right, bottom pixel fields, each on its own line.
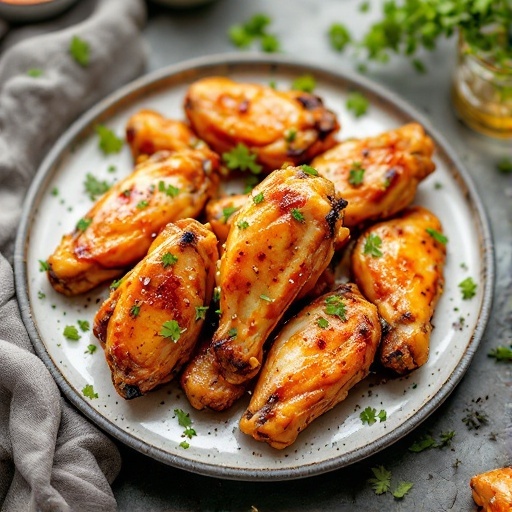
left=0, top=1, right=147, bottom=510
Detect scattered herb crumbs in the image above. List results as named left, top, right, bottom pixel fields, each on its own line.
left=77, top=320, right=90, bottom=332
left=110, top=278, right=123, bottom=290
left=27, top=68, right=43, bottom=77
left=317, top=317, right=329, bottom=329
left=497, top=158, right=512, bottom=174
left=438, top=431, right=456, bottom=447
left=107, top=165, right=117, bottom=173
left=51, top=187, right=59, bottom=196
left=488, top=345, right=512, bottom=361
left=95, top=124, right=123, bottom=155
left=434, top=181, right=443, bottom=189
left=325, top=295, right=347, bottom=321
left=253, top=192, right=264, bottom=204
left=179, top=440, right=190, bottom=449
left=158, top=180, right=180, bottom=197
left=195, top=306, right=209, bottom=321
left=348, top=162, right=365, bottom=186
left=426, top=227, right=448, bottom=245
left=237, top=220, right=250, bottom=230
left=300, top=164, right=319, bottom=176
left=459, top=277, right=477, bottom=300
left=82, top=384, right=98, bottom=399
left=130, top=304, right=140, bottom=318
left=69, top=36, right=90, bottom=67
left=392, top=482, right=413, bottom=499
left=161, top=320, right=182, bottom=342
left=222, top=143, right=262, bottom=175
left=38, top=291, right=46, bottom=300
left=368, top=466, right=391, bottom=494
left=162, top=252, right=178, bottom=268
left=84, top=173, right=111, bottom=200
left=328, top=23, right=352, bottom=52
left=228, top=328, right=238, bottom=338
left=260, top=294, right=273, bottom=302
left=284, top=127, right=297, bottom=143
left=412, top=58, right=427, bottom=73
left=408, top=434, right=437, bottom=452
left=222, top=206, right=239, bottom=223
left=39, top=260, right=50, bottom=272
left=462, top=408, right=488, bottom=430
left=63, top=325, right=80, bottom=341
left=291, top=208, right=305, bottom=223
left=346, top=91, right=369, bottom=117
left=85, top=344, right=97, bottom=355
left=363, top=233, right=383, bottom=257
left=76, top=217, right=92, bottom=232
left=359, top=1, right=370, bottom=11
left=291, top=74, right=316, bottom=93
left=136, top=200, right=149, bottom=209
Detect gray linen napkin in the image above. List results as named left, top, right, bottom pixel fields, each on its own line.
left=0, top=0, right=147, bottom=510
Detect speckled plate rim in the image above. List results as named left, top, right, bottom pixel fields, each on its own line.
left=14, top=53, right=494, bottom=481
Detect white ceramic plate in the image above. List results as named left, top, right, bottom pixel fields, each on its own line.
left=15, top=55, right=493, bottom=481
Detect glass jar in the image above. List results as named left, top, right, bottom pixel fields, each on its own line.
left=452, top=38, right=512, bottom=139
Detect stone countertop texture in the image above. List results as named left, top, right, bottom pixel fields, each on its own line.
left=50, top=0, right=512, bottom=510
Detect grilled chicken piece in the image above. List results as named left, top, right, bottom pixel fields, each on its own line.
left=125, top=109, right=205, bottom=160
left=205, top=194, right=248, bottom=245
left=47, top=149, right=218, bottom=296
left=311, top=123, right=435, bottom=228
left=184, top=77, right=340, bottom=173
left=93, top=219, right=218, bottom=399
left=212, top=166, right=350, bottom=385
left=471, top=467, right=512, bottom=512
left=239, top=283, right=381, bottom=449
left=351, top=206, right=446, bottom=374
left=181, top=341, right=247, bottom=411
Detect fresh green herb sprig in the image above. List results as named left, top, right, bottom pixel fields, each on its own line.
left=488, top=344, right=512, bottom=361
left=84, top=173, right=111, bottom=201
left=368, top=466, right=413, bottom=499
left=228, top=13, right=280, bottom=53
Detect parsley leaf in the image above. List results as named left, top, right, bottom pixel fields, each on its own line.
left=228, top=25, right=253, bottom=48
left=408, top=434, right=437, bottom=452
left=291, top=208, right=305, bottom=223
left=497, top=158, right=512, bottom=174
left=260, top=294, right=273, bottom=302
left=363, top=233, right=383, bottom=257
left=136, top=200, right=149, bottom=209
left=459, top=277, right=477, bottom=300
left=27, top=68, right=43, bottom=77
left=300, top=164, right=319, bottom=176
left=85, top=344, right=97, bottom=355
left=360, top=406, right=386, bottom=426
left=161, top=320, right=182, bottom=342
left=39, top=259, right=50, bottom=272
left=392, top=482, right=413, bottom=499
left=328, top=23, right=352, bottom=52
left=325, top=295, right=347, bottom=321
left=291, top=74, right=316, bottom=93
left=158, top=180, right=180, bottom=197
left=237, top=220, right=250, bottom=230
left=77, top=320, right=90, bottom=332
left=84, top=173, right=111, bottom=200
left=228, top=328, right=238, bottom=338
left=222, top=206, right=239, bottom=223
left=95, top=125, right=123, bottom=155
left=195, top=306, right=209, bottom=321
left=377, top=409, right=387, bottom=422
left=488, top=345, right=512, bottom=362
left=110, top=278, right=123, bottom=290
left=76, top=218, right=92, bottom=232
left=38, top=291, right=46, bottom=299
left=462, top=407, right=489, bottom=430
left=63, top=325, right=80, bottom=341
left=348, top=162, right=365, bottom=186
left=244, top=13, right=271, bottom=36
left=261, top=33, right=280, bottom=53
left=179, top=440, right=190, bottom=449
left=82, top=384, right=98, bottom=399
left=222, top=143, right=262, bottom=175
left=438, top=431, right=456, bottom=447
left=175, top=408, right=193, bottom=428
left=253, top=192, right=264, bottom=204
left=368, top=466, right=392, bottom=495
left=346, top=91, right=370, bottom=117
left=130, top=304, right=141, bottom=318
left=317, top=317, right=329, bottom=329
left=426, top=227, right=448, bottom=245
left=162, top=253, right=178, bottom=268
left=69, top=36, right=90, bottom=67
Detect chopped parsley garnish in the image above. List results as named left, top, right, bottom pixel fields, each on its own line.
left=95, top=124, right=123, bottom=155
left=174, top=408, right=197, bottom=447
left=129, top=304, right=140, bottom=318
left=291, top=74, right=316, bottom=93
left=160, top=320, right=182, bottom=342
left=488, top=345, right=512, bottom=362
left=110, top=278, right=123, bottom=290
left=237, top=220, right=250, bottom=230
left=253, top=192, right=264, bottom=204
left=284, top=127, right=297, bottom=143
left=161, top=252, right=178, bottom=268
left=360, top=406, right=386, bottom=426
left=77, top=320, right=90, bottom=332
left=300, top=164, right=319, bottom=176
left=228, top=328, right=238, bottom=338
left=213, top=287, right=221, bottom=302
left=348, top=162, right=365, bottom=186
left=325, top=295, right=347, bottom=321
left=359, top=1, right=370, bottom=12
left=317, top=317, right=329, bottom=329
left=76, top=217, right=92, bottom=232
left=179, top=441, right=190, bottom=449
left=459, top=277, right=477, bottom=300
left=38, top=291, right=46, bottom=300
left=222, top=143, right=262, bottom=175
left=328, top=23, right=352, bottom=52
left=426, top=227, right=448, bottom=245
left=158, top=180, right=180, bottom=197
left=228, top=13, right=279, bottom=52
left=409, top=434, right=437, bottom=452
left=222, top=206, right=239, bottom=223
left=368, top=466, right=391, bottom=494
left=63, top=325, right=80, bottom=341
left=69, top=36, right=90, bottom=67
left=228, top=24, right=253, bottom=48
left=497, top=158, right=512, bottom=174
left=244, top=175, right=259, bottom=193
left=195, top=306, right=209, bottom=321
left=39, top=259, right=50, bottom=272
left=291, top=208, right=305, bottom=223
left=107, top=165, right=117, bottom=173
left=261, top=33, right=280, bottom=52
left=51, top=187, right=59, bottom=196
left=438, top=431, right=456, bottom=447
left=363, top=233, right=383, bottom=257
left=346, top=91, right=370, bottom=117
left=462, top=408, right=488, bottom=430
left=84, top=173, right=111, bottom=200
left=85, top=344, right=97, bottom=355
left=260, top=294, right=273, bottom=302
left=136, top=200, right=149, bottom=209
left=392, top=482, right=414, bottom=499
left=27, top=68, right=43, bottom=77
left=82, top=384, right=98, bottom=399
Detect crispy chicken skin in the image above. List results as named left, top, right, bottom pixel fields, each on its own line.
left=351, top=206, right=446, bottom=374
left=184, top=77, right=340, bottom=173
left=205, top=194, right=248, bottom=245
left=471, top=467, right=512, bottom=512
left=212, top=166, right=350, bottom=385
left=181, top=341, right=247, bottom=411
left=311, top=123, right=435, bottom=227
left=47, top=149, right=218, bottom=296
left=93, top=219, right=218, bottom=399
left=239, top=283, right=381, bottom=449
left=125, top=109, right=205, bottom=160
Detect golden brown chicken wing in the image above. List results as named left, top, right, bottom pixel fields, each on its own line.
left=212, top=165, right=350, bottom=385
left=93, top=219, right=218, bottom=399
left=470, top=467, right=512, bottom=512
left=125, top=109, right=204, bottom=161
left=351, top=206, right=446, bottom=374
left=205, top=193, right=248, bottom=246
left=48, top=149, right=218, bottom=295
left=184, top=77, right=339, bottom=173
left=239, top=283, right=381, bottom=449
left=311, top=123, right=435, bottom=227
